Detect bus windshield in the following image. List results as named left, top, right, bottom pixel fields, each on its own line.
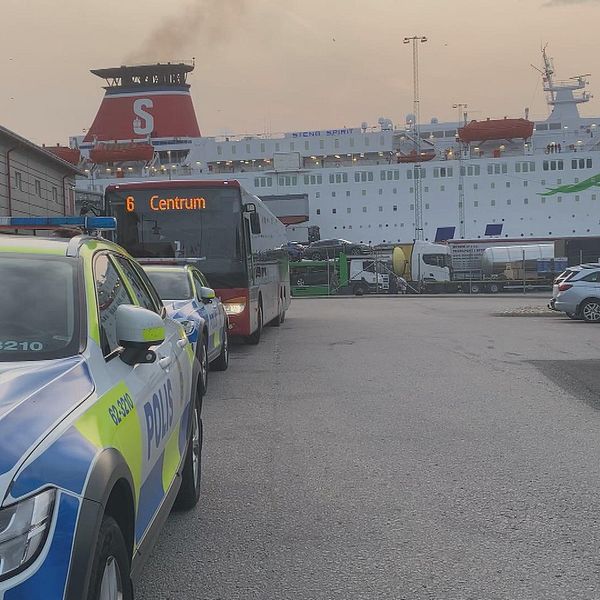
left=106, top=186, right=246, bottom=288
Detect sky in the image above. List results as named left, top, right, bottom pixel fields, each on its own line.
left=2, top=0, right=600, bottom=145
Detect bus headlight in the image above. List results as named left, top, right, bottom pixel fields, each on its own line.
left=223, top=297, right=246, bottom=315
left=0, top=489, right=55, bottom=579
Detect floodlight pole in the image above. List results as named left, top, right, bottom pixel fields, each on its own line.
left=404, top=35, right=428, bottom=241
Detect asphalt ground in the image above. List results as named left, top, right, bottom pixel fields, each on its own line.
left=136, top=296, right=600, bottom=600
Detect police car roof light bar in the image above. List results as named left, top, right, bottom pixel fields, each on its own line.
left=0, top=216, right=117, bottom=232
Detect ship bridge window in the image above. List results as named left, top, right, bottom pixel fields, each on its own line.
left=433, top=131, right=445, bottom=138
left=407, top=167, right=426, bottom=179
left=304, top=141, right=309, bottom=151
left=217, top=146, right=223, bottom=155
left=445, top=130, right=458, bottom=138
left=254, top=177, right=273, bottom=188
left=231, top=145, right=237, bottom=154
left=319, top=140, right=325, bottom=149
left=304, top=174, right=323, bottom=185
left=246, top=144, right=251, bottom=153
left=460, top=165, right=481, bottom=176
left=364, top=137, right=370, bottom=147
left=354, top=171, right=374, bottom=183
left=420, top=132, right=431, bottom=139
left=433, top=167, right=453, bottom=178
left=487, top=163, right=508, bottom=175
left=543, top=160, right=564, bottom=171
left=381, top=170, right=400, bottom=181
left=329, top=173, right=348, bottom=184
left=536, top=123, right=548, bottom=131
left=572, top=158, right=593, bottom=169
left=260, top=143, right=265, bottom=152
left=548, top=123, right=562, bottom=130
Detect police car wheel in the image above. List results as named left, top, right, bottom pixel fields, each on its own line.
left=175, top=397, right=202, bottom=510
left=211, top=327, right=229, bottom=371
left=89, top=516, right=132, bottom=600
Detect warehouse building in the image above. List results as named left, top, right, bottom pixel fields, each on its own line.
left=0, top=125, right=83, bottom=216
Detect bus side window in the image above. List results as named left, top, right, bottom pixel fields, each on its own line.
left=250, top=212, right=261, bottom=234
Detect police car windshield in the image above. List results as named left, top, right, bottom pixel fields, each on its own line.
left=0, top=256, right=80, bottom=361
left=145, top=270, right=193, bottom=301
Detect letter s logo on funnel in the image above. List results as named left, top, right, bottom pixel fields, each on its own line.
left=133, top=98, right=154, bottom=135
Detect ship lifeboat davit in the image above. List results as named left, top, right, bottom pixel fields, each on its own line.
left=397, top=149, right=436, bottom=163
left=458, top=118, right=534, bottom=143
left=44, top=145, right=81, bottom=165
left=90, top=142, right=155, bottom=164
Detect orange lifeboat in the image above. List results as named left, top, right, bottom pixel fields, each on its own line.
left=397, top=149, right=436, bottom=163
left=458, top=118, right=534, bottom=143
left=45, top=145, right=81, bottom=165
left=90, top=142, right=154, bottom=164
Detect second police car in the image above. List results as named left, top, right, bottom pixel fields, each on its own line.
left=0, top=217, right=204, bottom=600
left=141, top=262, right=229, bottom=397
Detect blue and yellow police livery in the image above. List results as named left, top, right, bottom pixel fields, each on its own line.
left=0, top=217, right=202, bottom=600
left=141, top=263, right=229, bottom=397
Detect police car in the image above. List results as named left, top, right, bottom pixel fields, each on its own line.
left=141, top=263, right=229, bottom=395
left=0, top=217, right=203, bottom=600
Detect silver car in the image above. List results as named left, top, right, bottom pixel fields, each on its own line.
left=554, top=265, right=600, bottom=322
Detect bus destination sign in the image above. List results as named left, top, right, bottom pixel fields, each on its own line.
left=125, top=195, right=207, bottom=213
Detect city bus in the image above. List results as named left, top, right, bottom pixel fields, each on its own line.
left=104, top=180, right=290, bottom=343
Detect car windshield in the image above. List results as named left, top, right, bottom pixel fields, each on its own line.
left=0, top=255, right=80, bottom=361
left=145, top=269, right=193, bottom=301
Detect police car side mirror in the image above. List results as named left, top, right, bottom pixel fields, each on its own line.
left=199, top=286, right=215, bottom=304
left=116, top=305, right=165, bottom=366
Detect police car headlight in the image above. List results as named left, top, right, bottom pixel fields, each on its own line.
left=0, top=489, right=55, bottom=579
left=180, top=319, right=196, bottom=336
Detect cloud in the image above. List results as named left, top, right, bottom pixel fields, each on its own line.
left=544, top=0, right=600, bottom=6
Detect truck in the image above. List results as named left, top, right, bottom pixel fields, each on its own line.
left=289, top=253, right=402, bottom=296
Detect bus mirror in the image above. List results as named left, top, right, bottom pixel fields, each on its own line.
left=250, top=212, right=261, bottom=235
left=244, top=203, right=257, bottom=213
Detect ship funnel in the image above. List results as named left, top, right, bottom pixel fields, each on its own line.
left=84, top=62, right=201, bottom=144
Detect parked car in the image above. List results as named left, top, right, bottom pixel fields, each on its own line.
left=304, top=238, right=370, bottom=260
left=553, top=264, right=600, bottom=322
left=286, top=241, right=305, bottom=261
left=549, top=263, right=600, bottom=318
left=142, top=263, right=229, bottom=393
left=0, top=217, right=202, bottom=600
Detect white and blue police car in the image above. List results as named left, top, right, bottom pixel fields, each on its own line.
left=141, top=263, right=229, bottom=398
left=0, top=217, right=204, bottom=600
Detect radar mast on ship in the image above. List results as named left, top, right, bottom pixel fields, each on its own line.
left=536, top=45, right=592, bottom=122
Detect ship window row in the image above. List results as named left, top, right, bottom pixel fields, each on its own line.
left=303, top=174, right=323, bottom=185
left=572, top=158, right=592, bottom=169
left=355, top=171, right=374, bottom=182
left=460, top=165, right=481, bottom=176
left=254, top=177, right=273, bottom=188
left=329, top=173, right=349, bottom=184
left=381, top=170, right=401, bottom=181
left=406, top=167, right=426, bottom=179
left=433, top=167, right=453, bottom=178
left=542, top=160, right=564, bottom=171
left=420, top=130, right=457, bottom=139
left=515, top=161, right=536, bottom=173
left=535, top=123, right=562, bottom=131
left=487, top=163, right=508, bottom=175
left=278, top=176, right=298, bottom=186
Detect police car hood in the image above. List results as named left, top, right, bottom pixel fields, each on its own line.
left=164, top=299, right=202, bottom=322
left=0, top=357, right=94, bottom=489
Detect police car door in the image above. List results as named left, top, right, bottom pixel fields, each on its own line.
left=192, top=270, right=222, bottom=361
left=94, top=253, right=189, bottom=545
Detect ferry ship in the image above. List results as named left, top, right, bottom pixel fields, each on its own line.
left=65, top=49, right=600, bottom=245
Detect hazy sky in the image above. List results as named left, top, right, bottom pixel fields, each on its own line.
left=3, top=0, right=600, bottom=145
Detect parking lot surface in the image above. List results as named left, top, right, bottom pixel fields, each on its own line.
left=136, top=296, right=600, bottom=600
